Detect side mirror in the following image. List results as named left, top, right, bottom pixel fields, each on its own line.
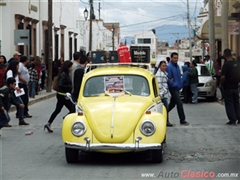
left=65, top=92, right=83, bottom=112
left=65, top=92, right=75, bottom=105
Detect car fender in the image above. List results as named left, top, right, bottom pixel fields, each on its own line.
left=134, top=113, right=166, bottom=143
left=62, top=113, right=92, bottom=143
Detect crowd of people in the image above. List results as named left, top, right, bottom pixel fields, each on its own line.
left=0, top=50, right=90, bottom=135
left=0, top=51, right=54, bottom=136
left=1, top=49, right=239, bottom=136
left=155, top=53, right=201, bottom=126
left=155, top=50, right=240, bottom=127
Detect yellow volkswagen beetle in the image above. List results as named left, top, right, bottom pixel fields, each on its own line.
left=62, top=63, right=167, bottom=163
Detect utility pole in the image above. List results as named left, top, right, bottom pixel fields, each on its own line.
left=112, top=24, right=114, bottom=51
left=89, top=0, right=93, bottom=52
left=202, top=40, right=205, bottom=63
left=47, top=0, right=53, bottom=92
left=221, top=0, right=228, bottom=54
left=98, top=2, right=101, bottom=20
left=209, top=0, right=215, bottom=71
left=187, top=0, right=192, bottom=62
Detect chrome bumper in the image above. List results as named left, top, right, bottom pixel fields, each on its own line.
left=65, top=137, right=161, bottom=151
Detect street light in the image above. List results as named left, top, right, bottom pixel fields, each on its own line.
left=83, top=8, right=88, bottom=21
left=83, top=1, right=93, bottom=52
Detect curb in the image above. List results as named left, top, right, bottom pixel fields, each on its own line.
left=9, top=92, right=56, bottom=113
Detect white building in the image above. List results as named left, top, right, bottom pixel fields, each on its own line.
left=85, top=21, right=120, bottom=52
left=0, top=0, right=86, bottom=62
left=0, top=0, right=119, bottom=63
left=131, top=30, right=158, bottom=63
left=166, top=48, right=203, bottom=62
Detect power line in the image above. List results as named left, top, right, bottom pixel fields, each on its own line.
left=120, top=14, right=183, bottom=28
left=80, top=0, right=89, bottom=5
left=192, top=0, right=199, bottom=19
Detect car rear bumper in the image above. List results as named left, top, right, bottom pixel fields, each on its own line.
left=65, top=140, right=161, bottom=151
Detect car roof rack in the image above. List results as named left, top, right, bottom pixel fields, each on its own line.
left=85, top=62, right=153, bottom=74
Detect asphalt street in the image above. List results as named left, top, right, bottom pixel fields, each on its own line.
left=0, top=97, right=239, bottom=180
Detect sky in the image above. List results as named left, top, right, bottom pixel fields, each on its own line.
left=79, top=0, right=204, bottom=40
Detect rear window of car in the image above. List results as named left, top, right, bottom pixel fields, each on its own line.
left=83, top=75, right=150, bottom=97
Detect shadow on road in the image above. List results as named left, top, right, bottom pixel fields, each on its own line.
left=73, top=150, right=162, bottom=165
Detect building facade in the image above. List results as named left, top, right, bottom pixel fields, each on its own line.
left=0, top=0, right=85, bottom=62
left=0, top=0, right=120, bottom=63
left=130, top=30, right=158, bottom=64
left=196, top=0, right=240, bottom=59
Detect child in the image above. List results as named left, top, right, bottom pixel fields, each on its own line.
left=0, top=77, right=24, bottom=134
left=28, top=63, right=38, bottom=98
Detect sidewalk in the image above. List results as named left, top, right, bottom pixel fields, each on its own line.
left=9, top=89, right=56, bottom=112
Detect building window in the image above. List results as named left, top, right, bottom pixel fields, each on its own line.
left=137, top=38, right=151, bottom=44
left=27, top=24, right=32, bottom=55
left=185, top=52, right=190, bottom=57
left=18, top=22, right=24, bottom=55
left=74, top=38, right=77, bottom=52
left=55, top=34, right=59, bottom=61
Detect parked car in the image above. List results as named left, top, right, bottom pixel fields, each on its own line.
left=179, top=62, right=217, bottom=102
left=62, top=63, right=167, bottom=163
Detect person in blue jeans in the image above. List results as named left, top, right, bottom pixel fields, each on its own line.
left=28, top=63, right=38, bottom=98
left=0, top=78, right=24, bottom=130
left=187, top=60, right=199, bottom=104
left=167, top=52, right=189, bottom=125
left=220, top=48, right=240, bottom=125
left=181, top=63, right=192, bottom=103
left=4, top=60, right=29, bottom=125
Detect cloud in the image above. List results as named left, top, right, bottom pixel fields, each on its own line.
left=80, top=0, right=203, bottom=38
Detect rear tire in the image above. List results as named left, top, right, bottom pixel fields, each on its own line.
left=65, top=147, right=79, bottom=163
left=151, top=146, right=163, bottom=163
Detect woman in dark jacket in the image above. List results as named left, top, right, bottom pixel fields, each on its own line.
left=44, top=60, right=73, bottom=133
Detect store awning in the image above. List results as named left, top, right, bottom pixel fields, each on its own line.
left=196, top=16, right=222, bottom=40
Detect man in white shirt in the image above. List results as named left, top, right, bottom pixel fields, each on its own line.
left=205, top=55, right=214, bottom=74
left=18, top=56, right=32, bottom=118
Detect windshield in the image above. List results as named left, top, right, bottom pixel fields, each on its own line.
left=196, top=65, right=210, bottom=76
left=179, top=63, right=211, bottom=77
left=83, top=75, right=150, bottom=97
